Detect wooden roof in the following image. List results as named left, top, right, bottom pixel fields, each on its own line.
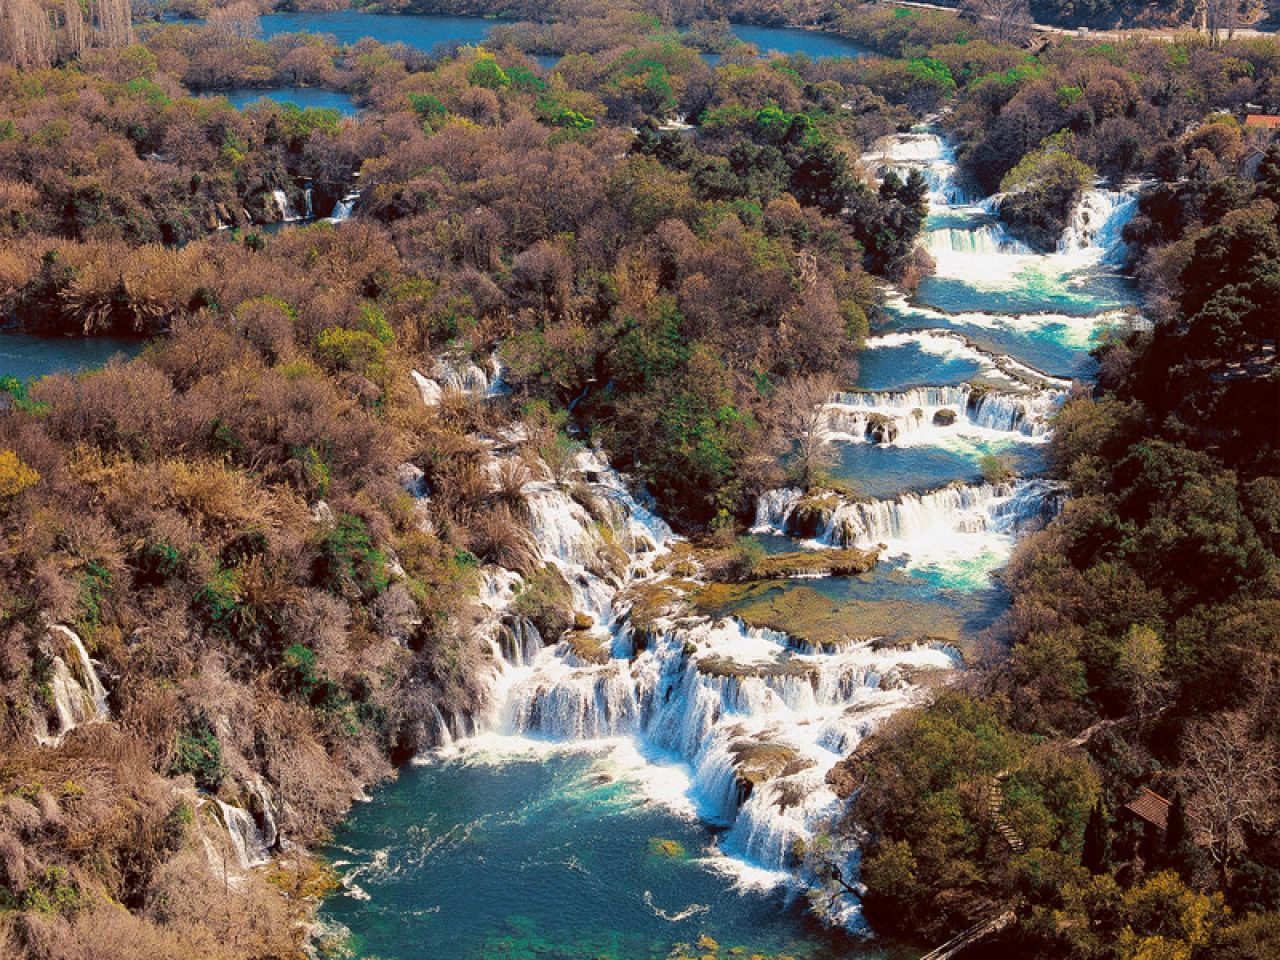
left=1245, top=115, right=1280, bottom=128
left=1125, top=787, right=1171, bottom=831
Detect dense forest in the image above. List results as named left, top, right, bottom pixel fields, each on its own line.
left=0, top=0, right=1276, bottom=958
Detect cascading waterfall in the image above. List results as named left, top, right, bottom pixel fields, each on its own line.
left=923, top=221, right=1030, bottom=258
left=827, top=383, right=1066, bottom=443
left=752, top=480, right=1057, bottom=560
left=33, top=625, right=110, bottom=746
left=413, top=445, right=956, bottom=909
left=328, top=191, right=359, bottom=222
left=272, top=189, right=302, bottom=222
left=214, top=798, right=272, bottom=870
left=410, top=354, right=507, bottom=406
left=1057, top=185, right=1140, bottom=261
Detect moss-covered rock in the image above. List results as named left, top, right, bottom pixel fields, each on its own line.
left=727, top=741, right=814, bottom=803
left=564, top=628, right=611, bottom=665
left=865, top=412, right=899, bottom=445
left=696, top=655, right=818, bottom=681
left=785, top=490, right=841, bottom=538
left=513, top=564, right=574, bottom=641
left=751, top=547, right=879, bottom=580
left=933, top=408, right=958, bottom=426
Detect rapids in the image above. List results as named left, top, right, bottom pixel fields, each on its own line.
left=318, top=123, right=1143, bottom=957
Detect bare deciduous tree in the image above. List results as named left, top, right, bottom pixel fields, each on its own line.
left=775, top=371, right=839, bottom=489
left=960, top=0, right=1033, bottom=45
left=1180, top=709, right=1278, bottom=874
left=0, top=0, right=55, bottom=69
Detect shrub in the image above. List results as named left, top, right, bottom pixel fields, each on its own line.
left=513, top=564, right=574, bottom=640
left=171, top=721, right=226, bottom=790
left=315, top=327, right=388, bottom=381
left=0, top=448, right=39, bottom=498
left=315, top=513, right=389, bottom=600
left=468, top=55, right=510, bottom=90
left=194, top=564, right=242, bottom=629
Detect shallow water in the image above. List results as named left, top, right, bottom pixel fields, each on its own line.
left=724, top=24, right=873, bottom=59
left=216, top=87, right=358, bottom=115
left=830, top=440, right=1045, bottom=500
left=253, top=13, right=869, bottom=71
left=0, top=333, right=142, bottom=380
left=320, top=745, right=911, bottom=960
left=318, top=100, right=1136, bottom=960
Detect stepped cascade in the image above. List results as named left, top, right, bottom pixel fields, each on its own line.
left=320, top=121, right=1144, bottom=949
left=417, top=446, right=959, bottom=915
left=32, top=624, right=110, bottom=746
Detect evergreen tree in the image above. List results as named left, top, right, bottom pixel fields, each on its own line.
left=1082, top=798, right=1111, bottom=874
left=1164, top=790, right=1191, bottom=875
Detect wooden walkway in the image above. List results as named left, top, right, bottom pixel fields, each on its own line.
left=919, top=909, right=1017, bottom=960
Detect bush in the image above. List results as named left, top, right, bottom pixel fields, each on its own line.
left=0, top=448, right=39, bottom=499
left=171, top=721, right=226, bottom=790
left=315, top=327, right=388, bottom=381
left=315, top=513, right=389, bottom=600
left=513, top=563, right=574, bottom=641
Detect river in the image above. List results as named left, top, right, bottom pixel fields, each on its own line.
left=0, top=332, right=142, bottom=380
left=309, top=125, right=1140, bottom=959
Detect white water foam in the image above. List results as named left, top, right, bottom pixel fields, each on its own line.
left=752, top=480, right=1057, bottom=588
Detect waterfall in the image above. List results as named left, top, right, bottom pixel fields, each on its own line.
left=328, top=191, right=359, bottom=223
left=34, top=625, right=110, bottom=746
left=826, top=383, right=1066, bottom=443
left=752, top=480, right=1056, bottom=557
left=410, top=354, right=507, bottom=406
left=1057, top=185, right=1140, bottom=261
left=213, top=798, right=271, bottom=870
left=303, top=187, right=314, bottom=220
left=923, top=222, right=1030, bottom=258
left=417, top=444, right=957, bottom=899
left=864, top=131, right=982, bottom=207
left=272, top=189, right=302, bottom=222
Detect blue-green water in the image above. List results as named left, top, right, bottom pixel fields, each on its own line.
left=253, top=12, right=869, bottom=69
left=725, top=25, right=873, bottom=59
left=830, top=439, right=1045, bottom=500
left=0, top=333, right=143, bottom=380
left=319, top=747, right=907, bottom=960
left=854, top=339, right=983, bottom=390
left=316, top=94, right=1133, bottom=960
left=913, top=267, right=1133, bottom=320
left=216, top=87, right=358, bottom=115
left=259, top=11, right=504, bottom=50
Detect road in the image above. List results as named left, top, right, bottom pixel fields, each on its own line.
left=880, top=0, right=1276, bottom=42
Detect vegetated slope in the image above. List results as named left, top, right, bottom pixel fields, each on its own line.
left=826, top=88, right=1280, bottom=960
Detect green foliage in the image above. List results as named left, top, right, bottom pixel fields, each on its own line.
left=0, top=376, right=48, bottom=415
left=505, top=65, right=545, bottom=93
left=998, top=141, right=1095, bottom=251
left=279, top=103, right=341, bottom=141
left=315, top=513, right=389, bottom=600
left=291, top=444, right=331, bottom=500
left=20, top=866, right=80, bottom=915
left=76, top=560, right=111, bottom=632
left=851, top=692, right=1099, bottom=937
left=135, top=538, right=183, bottom=585
left=408, top=92, right=447, bottom=120
left=171, top=721, right=226, bottom=790
left=315, top=326, right=388, bottom=381
left=467, top=55, right=510, bottom=90
left=513, top=564, right=573, bottom=641
left=357, top=301, right=394, bottom=344
left=194, top=565, right=242, bottom=629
